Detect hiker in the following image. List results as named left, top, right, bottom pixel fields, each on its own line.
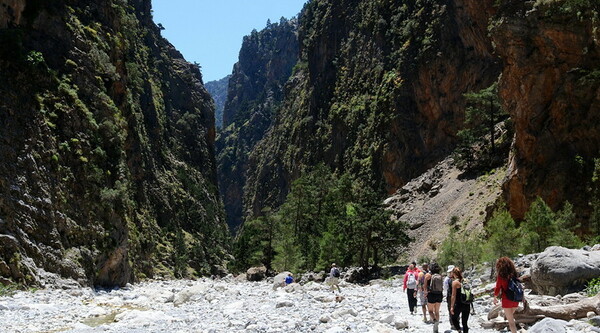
left=403, top=263, right=420, bottom=315
left=285, top=273, right=294, bottom=285
left=424, top=263, right=444, bottom=333
left=416, top=263, right=430, bottom=322
left=328, top=263, right=341, bottom=293
left=493, top=257, right=522, bottom=333
left=444, top=265, right=456, bottom=329
left=450, top=267, right=471, bottom=333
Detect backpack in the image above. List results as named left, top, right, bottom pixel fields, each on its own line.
left=430, top=274, right=443, bottom=292
left=460, top=280, right=474, bottom=304
left=407, top=272, right=417, bottom=289
left=505, top=276, right=524, bottom=302
left=418, top=273, right=426, bottom=289
left=332, top=267, right=340, bottom=278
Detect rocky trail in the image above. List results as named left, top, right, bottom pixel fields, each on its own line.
left=0, top=273, right=595, bottom=333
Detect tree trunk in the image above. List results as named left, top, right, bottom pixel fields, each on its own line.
left=485, top=294, right=600, bottom=329
left=518, top=294, right=600, bottom=321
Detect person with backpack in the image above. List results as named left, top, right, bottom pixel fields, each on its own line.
left=403, top=263, right=420, bottom=315
left=444, top=265, right=456, bottom=329
left=328, top=263, right=341, bottom=293
left=493, top=257, right=523, bottom=333
left=416, top=263, right=430, bottom=323
left=285, top=273, right=294, bottom=285
left=424, top=263, right=444, bottom=333
left=450, top=267, right=472, bottom=333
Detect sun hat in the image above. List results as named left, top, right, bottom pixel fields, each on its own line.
left=447, top=265, right=455, bottom=273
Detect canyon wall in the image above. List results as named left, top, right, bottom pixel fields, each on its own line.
left=0, top=0, right=230, bottom=286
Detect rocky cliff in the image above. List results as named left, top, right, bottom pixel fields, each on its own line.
left=492, top=0, right=600, bottom=221
left=243, top=0, right=500, bottom=219
left=205, top=75, right=231, bottom=129
left=215, top=18, right=298, bottom=231
left=0, top=0, right=230, bottom=287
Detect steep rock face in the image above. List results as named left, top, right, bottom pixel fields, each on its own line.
left=216, top=19, right=298, bottom=231
left=244, top=0, right=500, bottom=218
left=492, top=1, right=600, bottom=219
left=205, top=74, right=231, bottom=129
left=0, top=0, right=229, bottom=286
left=0, top=0, right=26, bottom=28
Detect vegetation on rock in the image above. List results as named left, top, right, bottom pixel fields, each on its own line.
left=454, top=81, right=513, bottom=172
left=243, top=0, right=500, bottom=232
left=0, top=0, right=229, bottom=287
left=216, top=17, right=299, bottom=231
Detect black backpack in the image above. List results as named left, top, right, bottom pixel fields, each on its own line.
left=333, top=268, right=340, bottom=278
left=505, top=276, right=523, bottom=302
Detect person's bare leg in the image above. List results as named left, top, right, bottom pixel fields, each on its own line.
left=433, top=303, right=441, bottom=333
left=427, top=303, right=435, bottom=321
left=504, top=307, right=518, bottom=333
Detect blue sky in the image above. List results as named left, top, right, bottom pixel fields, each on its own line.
left=152, top=0, right=307, bottom=82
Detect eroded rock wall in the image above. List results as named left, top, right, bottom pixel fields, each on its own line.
left=492, top=1, right=600, bottom=219
left=0, top=0, right=229, bottom=287
left=216, top=19, right=298, bottom=231
left=243, top=0, right=500, bottom=219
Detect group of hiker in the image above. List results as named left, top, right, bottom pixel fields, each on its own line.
left=288, top=257, right=523, bottom=333
left=402, top=256, right=524, bottom=333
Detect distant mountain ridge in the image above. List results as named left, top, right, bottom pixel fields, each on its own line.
left=205, top=75, right=231, bottom=129
left=215, top=18, right=299, bottom=231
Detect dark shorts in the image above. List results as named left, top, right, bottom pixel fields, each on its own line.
left=427, top=291, right=443, bottom=303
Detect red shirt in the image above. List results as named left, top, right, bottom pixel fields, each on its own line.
left=494, top=276, right=519, bottom=308
left=403, top=269, right=419, bottom=290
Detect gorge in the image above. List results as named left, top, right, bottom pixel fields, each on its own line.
left=0, top=0, right=599, bottom=290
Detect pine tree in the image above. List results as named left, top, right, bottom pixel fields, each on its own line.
left=483, top=208, right=520, bottom=260
left=519, top=197, right=582, bottom=253
left=272, top=213, right=303, bottom=272
left=351, top=182, right=409, bottom=269
left=455, top=82, right=507, bottom=171
left=173, top=228, right=189, bottom=278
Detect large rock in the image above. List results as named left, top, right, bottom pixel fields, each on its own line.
left=283, top=283, right=303, bottom=293
left=246, top=266, right=267, bottom=282
left=527, top=318, right=568, bottom=333
left=531, top=246, right=600, bottom=296
left=272, top=271, right=292, bottom=289
left=173, top=284, right=211, bottom=306
left=298, top=271, right=326, bottom=283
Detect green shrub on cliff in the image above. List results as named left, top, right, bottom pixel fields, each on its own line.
left=454, top=82, right=511, bottom=172
left=0, top=0, right=230, bottom=285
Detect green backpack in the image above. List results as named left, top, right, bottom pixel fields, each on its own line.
left=460, top=280, right=474, bottom=304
